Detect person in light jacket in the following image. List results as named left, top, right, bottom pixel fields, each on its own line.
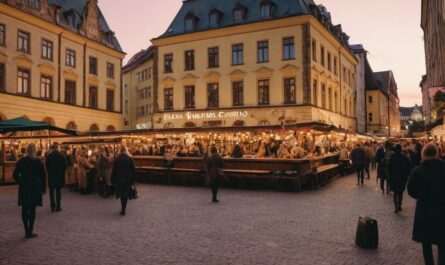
left=13, top=143, right=46, bottom=239
left=408, top=143, right=445, bottom=265
left=76, top=151, right=92, bottom=194
left=111, top=145, right=136, bottom=216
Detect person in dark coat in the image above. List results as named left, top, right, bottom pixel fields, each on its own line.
left=387, top=144, right=411, bottom=213
left=408, top=143, right=445, bottom=265
left=231, top=144, right=244, bottom=158
left=206, top=146, right=224, bottom=203
left=350, top=143, right=366, bottom=186
left=13, top=143, right=46, bottom=239
left=111, top=145, right=136, bottom=216
left=45, top=143, right=67, bottom=212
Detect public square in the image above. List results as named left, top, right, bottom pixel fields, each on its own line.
left=0, top=172, right=424, bottom=265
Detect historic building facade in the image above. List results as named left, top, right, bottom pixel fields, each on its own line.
left=0, top=0, right=125, bottom=131
left=421, top=0, right=445, bottom=124
left=150, top=0, right=357, bottom=130
left=351, top=44, right=367, bottom=134
left=122, top=46, right=157, bottom=130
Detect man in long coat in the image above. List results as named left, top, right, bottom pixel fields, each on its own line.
left=45, top=143, right=67, bottom=212
left=408, top=144, right=445, bottom=265
left=387, top=144, right=411, bottom=213
left=350, top=143, right=366, bottom=186
left=206, top=146, right=224, bottom=203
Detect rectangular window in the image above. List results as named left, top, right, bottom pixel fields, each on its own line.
left=164, top=88, right=173, bottom=110
left=164, top=54, right=173, bottom=73
left=41, top=39, right=53, bottom=60
left=65, top=80, right=76, bottom=105
left=258, top=80, right=270, bottom=105
left=107, top=63, right=115, bottom=79
left=232, top=81, right=244, bottom=106
left=89, top=57, right=98, bottom=75
left=234, top=9, right=244, bottom=22
left=328, top=87, right=332, bottom=111
left=207, top=83, right=219, bottom=108
left=312, top=39, right=317, bottom=61
left=257, top=41, right=269, bottom=63
left=343, top=67, right=346, bottom=82
left=320, top=46, right=325, bottom=66
left=334, top=92, right=338, bottom=112
left=0, top=24, right=5, bottom=46
left=148, top=86, right=152, bottom=97
left=208, top=47, right=219, bottom=68
left=18, top=30, right=30, bottom=53
left=283, top=37, right=295, bottom=60
left=284, top=78, right=296, bottom=104
left=185, top=50, right=195, bottom=71
left=184, top=85, right=195, bottom=109
left=106, top=89, right=114, bottom=111
left=327, top=52, right=332, bottom=72
left=0, top=63, right=5, bottom=91
left=66, top=49, right=76, bottom=67
left=312, top=79, right=318, bottom=106
left=348, top=69, right=351, bottom=85
left=40, top=75, right=52, bottom=99
left=232, top=44, right=243, bottom=65
left=368, top=113, right=373, bottom=122
left=368, top=96, right=373, bottom=103
left=89, top=86, right=98, bottom=108
left=334, top=56, right=338, bottom=75
left=25, top=0, right=41, bottom=10
left=321, top=84, right=326, bottom=109
left=125, top=100, right=128, bottom=115
left=17, top=68, right=30, bottom=95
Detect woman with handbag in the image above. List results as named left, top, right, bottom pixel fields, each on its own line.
left=111, top=145, right=136, bottom=216
left=13, top=143, right=46, bottom=239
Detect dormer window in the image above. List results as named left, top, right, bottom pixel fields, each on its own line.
left=184, top=12, right=198, bottom=32
left=233, top=4, right=247, bottom=22
left=24, top=0, right=41, bottom=10
left=209, top=9, right=222, bottom=28
left=260, top=0, right=273, bottom=18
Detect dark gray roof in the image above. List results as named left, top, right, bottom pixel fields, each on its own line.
left=47, top=0, right=123, bottom=52
left=123, top=46, right=156, bottom=73
left=400, top=105, right=423, bottom=117
left=374, top=71, right=399, bottom=99
left=364, top=58, right=382, bottom=92
left=157, top=0, right=352, bottom=51
left=350, top=44, right=365, bottom=54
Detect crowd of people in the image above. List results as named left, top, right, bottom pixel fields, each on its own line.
left=348, top=140, right=445, bottom=265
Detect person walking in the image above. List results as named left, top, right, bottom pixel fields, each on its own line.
left=350, top=143, right=366, bottom=186
left=206, top=146, right=224, bottom=203
left=45, top=143, right=67, bottom=212
left=76, top=151, right=92, bottom=194
left=364, top=142, right=374, bottom=179
left=111, top=145, right=136, bottom=216
left=13, top=143, right=46, bottom=239
left=408, top=144, right=445, bottom=265
left=97, top=147, right=113, bottom=198
left=387, top=144, right=411, bottom=213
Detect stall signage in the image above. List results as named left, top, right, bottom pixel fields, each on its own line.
left=136, top=122, right=153, bottom=129
left=164, top=110, right=249, bottom=121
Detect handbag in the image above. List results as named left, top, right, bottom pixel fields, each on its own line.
left=129, top=184, right=138, bottom=200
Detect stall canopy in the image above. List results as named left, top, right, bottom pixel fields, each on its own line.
left=0, top=117, right=77, bottom=135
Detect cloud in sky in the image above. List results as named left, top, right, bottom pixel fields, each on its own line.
left=99, top=0, right=425, bottom=106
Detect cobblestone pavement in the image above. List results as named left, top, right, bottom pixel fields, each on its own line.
left=0, top=170, right=425, bottom=265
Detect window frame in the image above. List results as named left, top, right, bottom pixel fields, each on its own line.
left=283, top=37, right=295, bottom=60
left=257, top=79, right=270, bottom=105
left=0, top=63, right=5, bottom=91
left=164, top=53, right=173, bottom=73
left=40, top=75, right=52, bottom=99
left=311, top=39, right=317, bottom=62
left=184, top=85, right=195, bottom=109
left=284, top=77, right=296, bottom=104
left=89, top=86, right=98, bottom=109
left=17, top=30, right=31, bottom=54
left=0, top=24, right=6, bottom=47
left=17, top=68, right=31, bottom=95
left=184, top=50, right=195, bottom=71
left=65, top=49, right=76, bottom=68
left=207, top=83, right=219, bottom=108
left=107, top=62, right=115, bottom=79
left=232, top=81, right=244, bottom=106
left=208, top=47, right=219, bottom=68
left=257, top=40, right=269, bottom=63
left=89, top=56, right=98, bottom=75
left=164, top=88, right=174, bottom=110
left=232, top=44, right=244, bottom=66
left=64, top=80, right=76, bottom=105
left=106, top=89, right=115, bottom=112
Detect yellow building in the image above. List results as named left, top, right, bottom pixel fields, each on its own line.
left=151, top=0, right=357, bottom=130
left=0, top=0, right=125, bottom=131
left=365, top=63, right=401, bottom=136
left=122, top=46, right=157, bottom=130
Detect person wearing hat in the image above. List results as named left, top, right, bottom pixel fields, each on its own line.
left=387, top=144, right=411, bottom=213
left=45, top=143, right=67, bottom=212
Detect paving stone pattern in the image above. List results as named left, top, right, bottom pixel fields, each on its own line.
left=0, top=171, right=425, bottom=265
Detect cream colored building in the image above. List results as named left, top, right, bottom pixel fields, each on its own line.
left=151, top=0, right=357, bottom=130
left=122, top=46, right=157, bottom=130
left=0, top=0, right=125, bottom=131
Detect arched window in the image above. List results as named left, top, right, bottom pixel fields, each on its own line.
left=42, top=117, right=55, bottom=126
left=184, top=12, right=198, bottom=32
left=89, top=124, right=100, bottom=132
left=260, top=0, right=274, bottom=18
left=24, top=0, right=41, bottom=10
left=209, top=9, right=222, bottom=27
left=66, top=121, right=77, bottom=130
left=106, top=125, right=116, bottom=132
left=233, top=4, right=247, bottom=22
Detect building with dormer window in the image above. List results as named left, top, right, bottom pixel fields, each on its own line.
left=0, top=0, right=125, bottom=131
left=151, top=0, right=358, bottom=130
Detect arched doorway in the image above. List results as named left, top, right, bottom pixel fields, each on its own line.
left=42, top=117, right=56, bottom=126
left=0, top=112, right=6, bottom=121
left=89, top=124, right=100, bottom=132
left=66, top=121, right=77, bottom=130
left=106, top=125, right=116, bottom=132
